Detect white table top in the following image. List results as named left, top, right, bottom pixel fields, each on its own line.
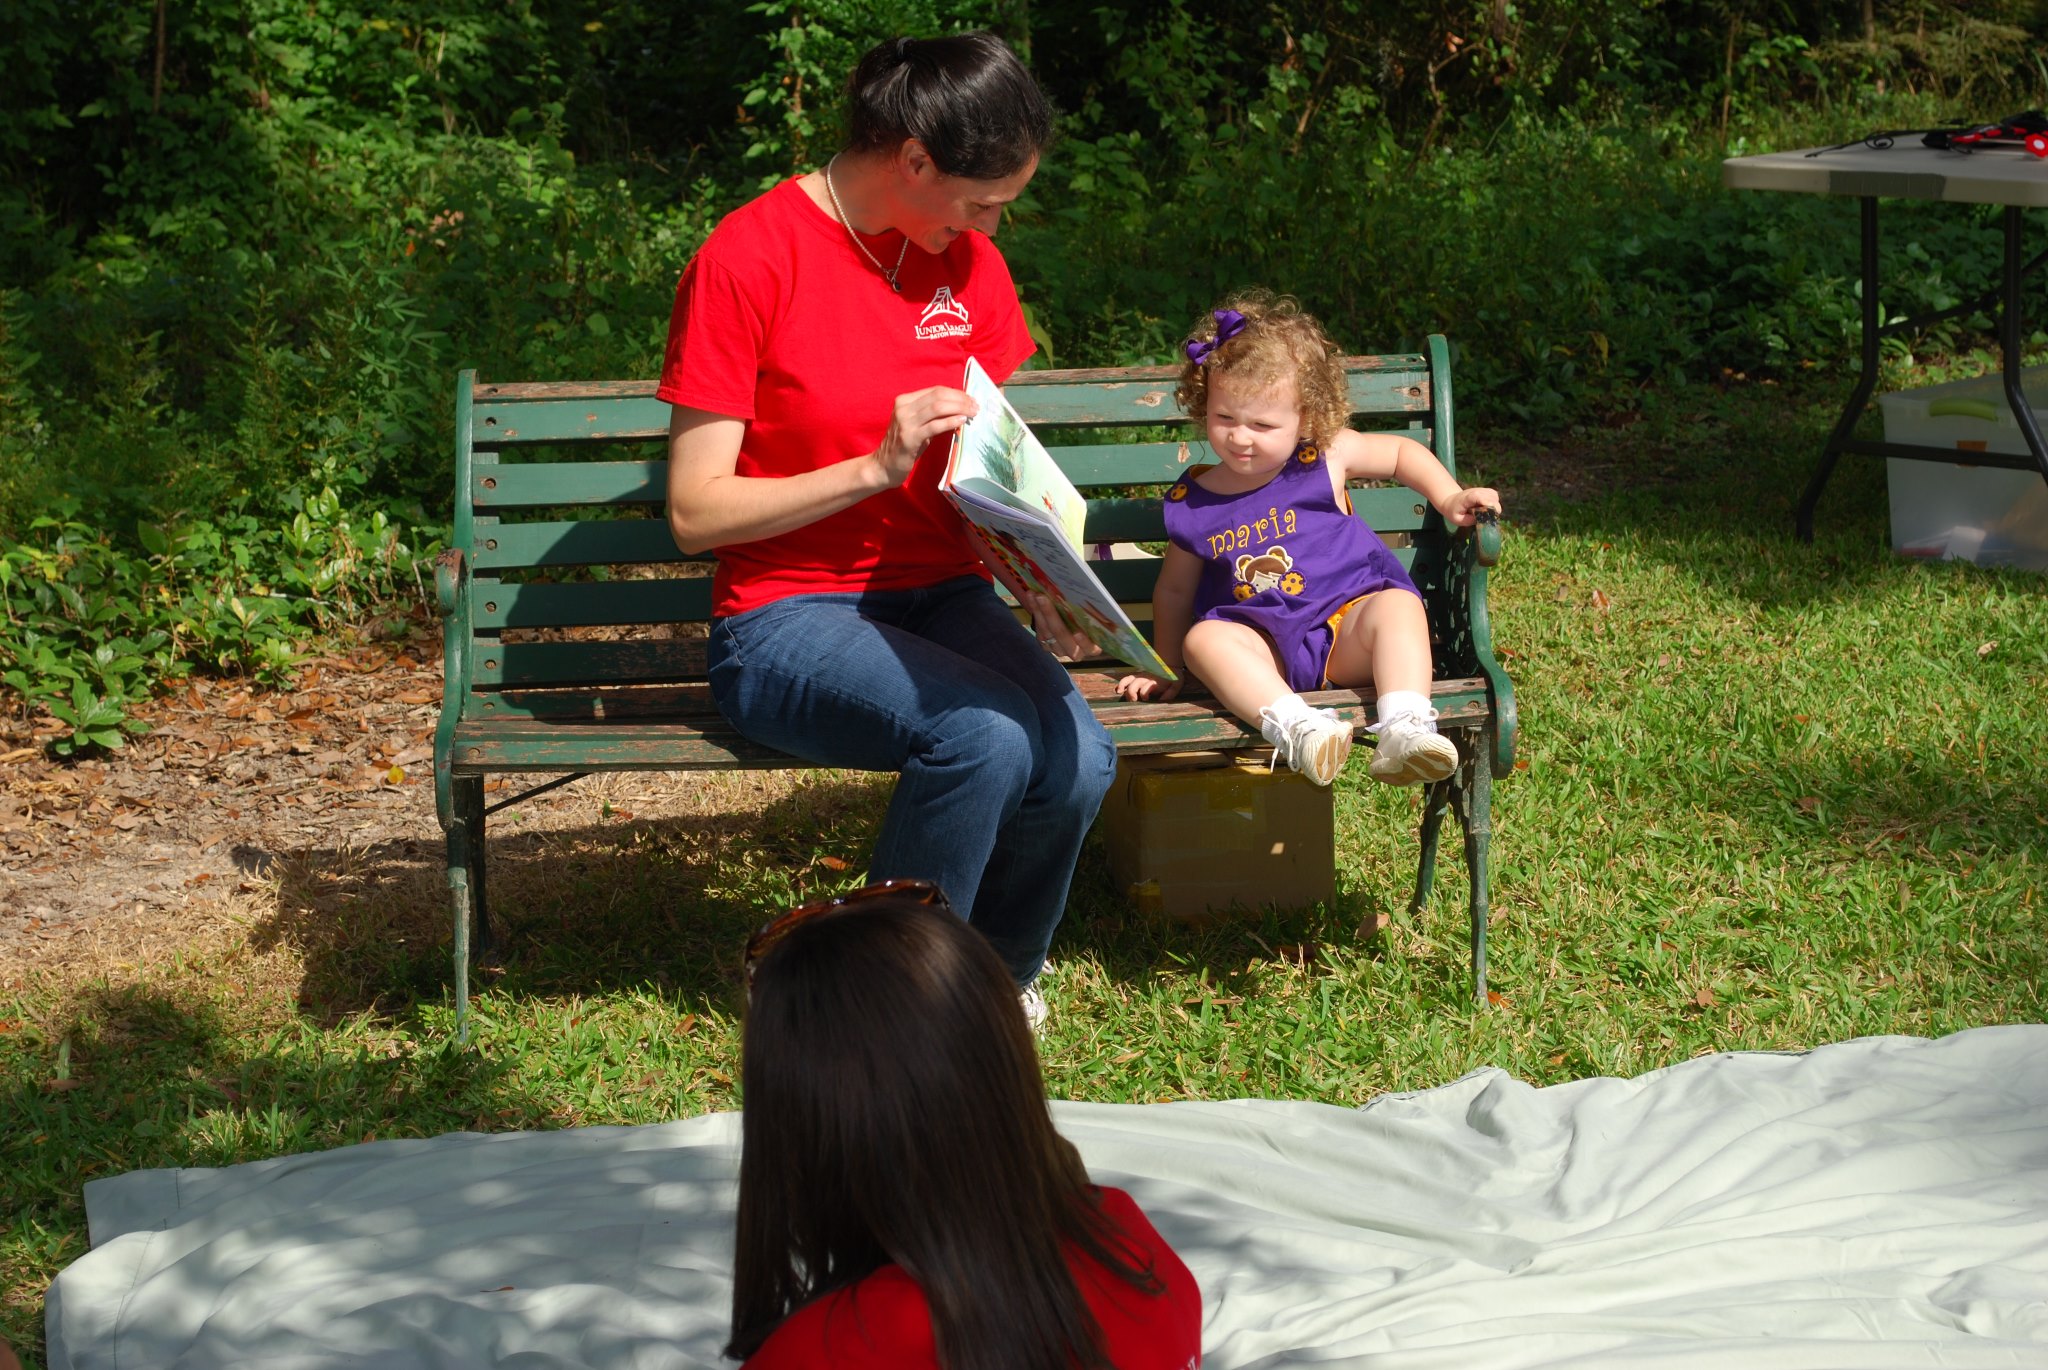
left=1723, top=141, right=2048, bottom=207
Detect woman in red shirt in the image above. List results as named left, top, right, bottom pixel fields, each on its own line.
left=729, top=883, right=1202, bottom=1369
left=661, top=33, right=1115, bottom=1026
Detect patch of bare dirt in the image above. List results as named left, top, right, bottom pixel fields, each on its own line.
left=0, top=641, right=450, bottom=965
left=0, top=635, right=854, bottom=999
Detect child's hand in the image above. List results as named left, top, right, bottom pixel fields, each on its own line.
left=1440, top=486, right=1502, bottom=527
left=1116, top=672, right=1181, bottom=703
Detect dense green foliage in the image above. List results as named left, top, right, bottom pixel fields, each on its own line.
left=2, top=0, right=2045, bottom=745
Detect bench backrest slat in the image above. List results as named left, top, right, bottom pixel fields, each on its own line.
left=474, top=461, right=666, bottom=509
left=464, top=545, right=1424, bottom=641
left=465, top=359, right=1430, bottom=447
left=477, top=640, right=711, bottom=691
left=1003, top=359, right=1430, bottom=426
left=1078, top=486, right=1431, bottom=544
left=1042, top=432, right=1423, bottom=488
left=472, top=578, right=715, bottom=631
left=473, top=519, right=700, bottom=571
left=474, top=396, right=672, bottom=445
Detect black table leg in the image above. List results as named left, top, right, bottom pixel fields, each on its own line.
left=2000, top=205, right=2048, bottom=485
left=1797, top=196, right=1882, bottom=541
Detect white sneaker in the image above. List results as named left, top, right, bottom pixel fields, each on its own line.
left=1020, top=982, right=1049, bottom=1033
left=1369, top=711, right=1459, bottom=786
left=1258, top=704, right=1354, bottom=787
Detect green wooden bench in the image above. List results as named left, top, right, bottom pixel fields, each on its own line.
left=433, top=336, right=1515, bottom=1032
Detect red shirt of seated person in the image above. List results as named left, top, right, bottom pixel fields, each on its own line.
left=745, top=1186, right=1200, bottom=1368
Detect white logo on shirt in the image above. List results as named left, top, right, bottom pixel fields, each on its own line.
left=916, top=286, right=972, bottom=340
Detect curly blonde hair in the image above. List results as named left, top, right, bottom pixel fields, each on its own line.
left=1175, top=290, right=1350, bottom=445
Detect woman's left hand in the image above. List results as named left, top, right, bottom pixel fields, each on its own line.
left=1022, top=592, right=1096, bottom=660
left=1440, top=486, right=1502, bottom=526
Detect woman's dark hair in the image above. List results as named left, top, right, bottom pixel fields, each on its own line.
left=844, top=32, right=1053, bottom=179
left=726, top=896, right=1161, bottom=1369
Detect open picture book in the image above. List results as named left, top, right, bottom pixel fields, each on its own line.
left=942, top=358, right=1176, bottom=680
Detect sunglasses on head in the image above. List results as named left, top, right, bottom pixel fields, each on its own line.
left=743, top=877, right=952, bottom=993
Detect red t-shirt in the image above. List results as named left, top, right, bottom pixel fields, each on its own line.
left=743, top=1187, right=1202, bottom=1369
left=657, top=177, right=1038, bottom=617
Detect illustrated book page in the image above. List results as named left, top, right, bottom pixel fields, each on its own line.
left=943, top=358, right=1176, bottom=679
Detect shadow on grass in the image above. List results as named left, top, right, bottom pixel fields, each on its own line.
left=241, top=765, right=1434, bottom=1026
left=2, top=980, right=567, bottom=1363
left=247, top=774, right=877, bottom=1023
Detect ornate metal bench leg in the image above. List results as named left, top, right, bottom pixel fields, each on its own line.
left=447, top=775, right=485, bottom=1043
left=1410, top=774, right=1454, bottom=917
left=460, top=775, right=492, bottom=958
left=1456, top=728, right=1494, bottom=1004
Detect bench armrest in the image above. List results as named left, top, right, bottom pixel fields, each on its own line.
left=1419, top=515, right=1517, bottom=779
left=1474, top=511, right=1502, bottom=569
left=432, top=548, right=471, bottom=830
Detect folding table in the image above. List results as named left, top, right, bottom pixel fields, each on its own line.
left=1723, top=142, right=2048, bottom=538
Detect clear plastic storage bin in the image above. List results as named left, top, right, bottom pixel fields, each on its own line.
left=1877, top=369, right=2048, bottom=571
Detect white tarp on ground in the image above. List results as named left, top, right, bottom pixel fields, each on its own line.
left=45, top=1025, right=2048, bottom=1369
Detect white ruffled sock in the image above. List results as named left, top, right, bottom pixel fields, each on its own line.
left=1258, top=691, right=1315, bottom=746
left=1374, top=689, right=1432, bottom=731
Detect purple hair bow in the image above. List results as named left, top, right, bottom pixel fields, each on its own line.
left=1185, top=309, right=1247, bottom=364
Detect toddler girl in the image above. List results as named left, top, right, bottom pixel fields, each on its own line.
left=1116, top=292, right=1501, bottom=786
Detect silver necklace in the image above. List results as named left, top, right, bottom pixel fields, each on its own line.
left=823, top=155, right=909, bottom=293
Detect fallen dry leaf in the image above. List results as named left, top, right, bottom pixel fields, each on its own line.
left=1977, top=640, right=1998, bottom=658
left=1796, top=795, right=1821, bottom=814
left=1590, top=589, right=1611, bottom=612
left=1693, top=987, right=1717, bottom=1008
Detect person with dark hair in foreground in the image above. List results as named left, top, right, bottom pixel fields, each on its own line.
left=729, top=884, right=1203, bottom=1368
left=661, top=32, right=1111, bottom=1032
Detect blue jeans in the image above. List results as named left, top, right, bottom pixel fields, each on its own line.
left=706, top=576, right=1117, bottom=984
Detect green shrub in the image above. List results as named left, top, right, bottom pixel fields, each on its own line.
left=0, top=482, right=432, bottom=755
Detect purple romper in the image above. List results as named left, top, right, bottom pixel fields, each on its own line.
left=1162, top=440, right=1420, bottom=691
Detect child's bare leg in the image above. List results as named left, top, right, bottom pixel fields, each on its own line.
left=1182, top=619, right=1290, bottom=725
left=1185, top=619, right=1353, bottom=785
left=1324, top=588, right=1432, bottom=694
left=1326, top=589, right=1456, bottom=786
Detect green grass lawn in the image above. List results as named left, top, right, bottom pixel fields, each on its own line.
left=3, top=376, right=2044, bottom=1363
